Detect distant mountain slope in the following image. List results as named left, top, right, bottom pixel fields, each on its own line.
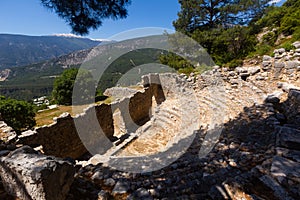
left=0, top=35, right=167, bottom=100
left=0, top=34, right=101, bottom=69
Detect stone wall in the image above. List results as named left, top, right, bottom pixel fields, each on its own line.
left=0, top=121, right=16, bottom=143
left=16, top=41, right=300, bottom=160
left=17, top=75, right=167, bottom=159
left=283, top=89, right=300, bottom=124
left=18, top=113, right=88, bottom=159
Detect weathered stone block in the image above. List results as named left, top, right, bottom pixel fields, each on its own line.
left=274, top=62, right=285, bottom=69
left=276, top=147, right=300, bottom=162
left=104, top=87, right=139, bottom=98
left=18, top=113, right=88, bottom=159
left=248, top=66, right=260, bottom=75
left=263, top=55, right=272, bottom=61
left=278, top=48, right=286, bottom=54
left=262, top=61, right=272, bottom=70
left=271, top=156, right=300, bottom=183
left=276, top=127, right=300, bottom=150
left=0, top=146, right=75, bottom=200
left=259, top=175, right=294, bottom=200
left=286, top=61, right=300, bottom=69
left=265, top=95, right=280, bottom=104
left=293, top=41, right=300, bottom=49
left=112, top=181, right=130, bottom=195
left=0, top=121, right=16, bottom=142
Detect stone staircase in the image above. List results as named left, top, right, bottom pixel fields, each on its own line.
left=78, top=71, right=300, bottom=199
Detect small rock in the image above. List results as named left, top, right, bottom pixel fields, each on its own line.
left=256, top=76, right=265, bottom=81
left=277, top=82, right=283, bottom=88
left=132, top=188, right=153, bottom=199
left=249, top=66, right=260, bottom=75
left=222, top=68, right=228, bottom=72
left=98, top=190, right=109, bottom=200
left=286, top=61, right=300, bottom=69
left=91, top=171, right=103, bottom=182
left=235, top=67, right=248, bottom=74
left=263, top=55, right=272, bottom=61
left=278, top=48, right=286, bottom=54
left=112, top=181, right=130, bottom=195
left=104, top=178, right=116, bottom=187
left=265, top=95, right=280, bottom=104
left=213, top=65, right=220, bottom=70
left=274, top=62, right=285, bottom=69
left=229, top=161, right=237, bottom=167
left=292, top=41, right=300, bottom=49
left=294, top=52, right=300, bottom=57
left=228, top=71, right=236, bottom=76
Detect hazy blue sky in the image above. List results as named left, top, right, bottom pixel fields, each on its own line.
left=0, top=0, right=286, bottom=40
left=0, top=0, right=180, bottom=39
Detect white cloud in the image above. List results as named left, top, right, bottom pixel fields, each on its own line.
left=50, top=33, right=111, bottom=42
left=51, top=33, right=83, bottom=38
left=269, top=0, right=283, bottom=4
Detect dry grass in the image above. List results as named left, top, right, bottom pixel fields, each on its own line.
left=35, top=106, right=73, bottom=127
left=35, top=98, right=112, bottom=127
left=35, top=105, right=95, bottom=127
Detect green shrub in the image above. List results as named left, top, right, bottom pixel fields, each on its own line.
left=262, top=31, right=278, bottom=46
left=0, top=97, right=36, bottom=133
left=52, top=68, right=96, bottom=105
left=280, top=42, right=295, bottom=51
left=256, top=44, right=272, bottom=56
left=178, top=67, right=195, bottom=75
left=195, top=64, right=212, bottom=74
left=226, top=59, right=243, bottom=69
left=292, top=27, right=300, bottom=41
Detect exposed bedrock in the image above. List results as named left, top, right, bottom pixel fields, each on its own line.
left=0, top=146, right=75, bottom=200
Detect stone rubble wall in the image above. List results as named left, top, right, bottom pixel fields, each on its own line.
left=220, top=41, right=300, bottom=89
left=74, top=42, right=300, bottom=199
left=0, top=121, right=16, bottom=143
left=17, top=74, right=169, bottom=159
left=15, top=41, right=300, bottom=160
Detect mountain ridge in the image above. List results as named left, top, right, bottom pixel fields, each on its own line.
left=0, top=33, right=101, bottom=69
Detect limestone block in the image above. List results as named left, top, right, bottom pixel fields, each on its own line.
left=276, top=127, right=300, bottom=150
left=0, top=146, right=75, bottom=200
left=263, top=55, right=272, bottom=61
left=271, top=156, right=300, bottom=183
left=292, top=41, right=300, bottom=49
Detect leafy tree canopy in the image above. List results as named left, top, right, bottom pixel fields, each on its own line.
left=0, top=97, right=36, bottom=133
left=169, top=0, right=274, bottom=69
left=174, top=0, right=271, bottom=33
left=41, top=0, right=131, bottom=35
left=255, top=0, right=300, bottom=36
left=52, top=68, right=96, bottom=105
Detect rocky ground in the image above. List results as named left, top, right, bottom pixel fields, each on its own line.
left=0, top=41, right=300, bottom=199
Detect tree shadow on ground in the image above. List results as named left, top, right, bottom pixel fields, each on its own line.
left=61, top=90, right=300, bottom=199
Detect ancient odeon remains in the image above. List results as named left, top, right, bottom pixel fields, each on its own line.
left=17, top=73, right=195, bottom=159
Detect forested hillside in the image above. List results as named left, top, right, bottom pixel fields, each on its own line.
left=162, top=0, right=300, bottom=70
left=0, top=34, right=100, bottom=69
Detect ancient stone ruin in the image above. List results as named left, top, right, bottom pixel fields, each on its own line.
left=0, top=41, right=300, bottom=199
